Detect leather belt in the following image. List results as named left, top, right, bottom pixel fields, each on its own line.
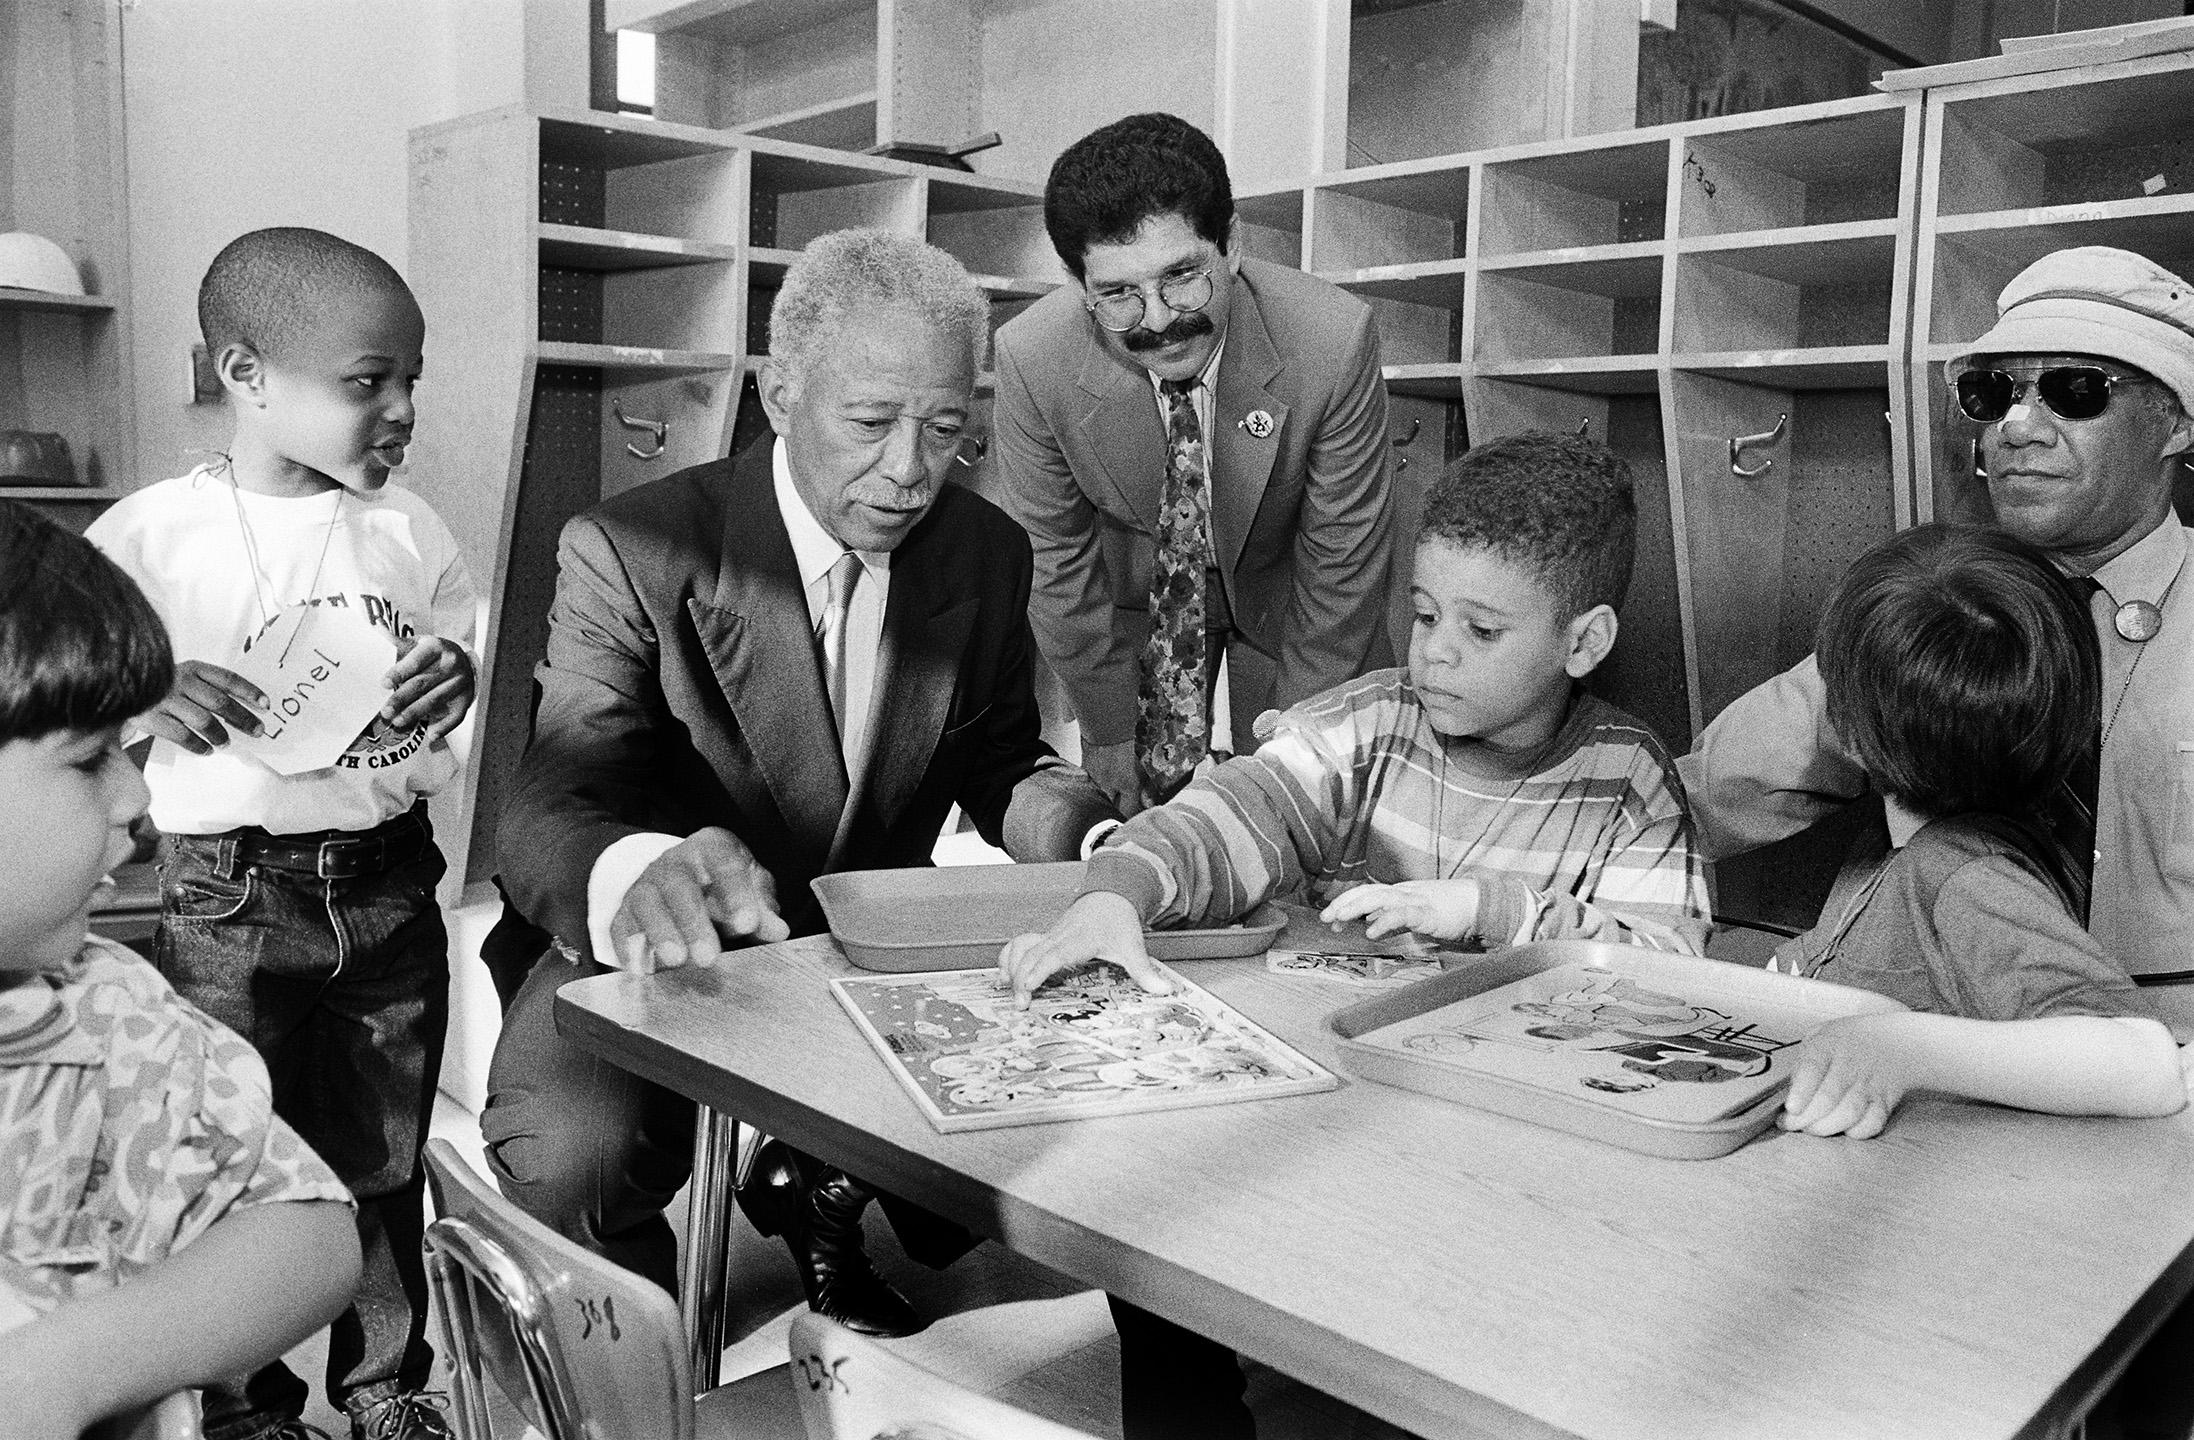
left=230, top=809, right=430, bottom=880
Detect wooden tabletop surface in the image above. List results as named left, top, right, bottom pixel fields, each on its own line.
left=558, top=939, right=2194, bottom=1440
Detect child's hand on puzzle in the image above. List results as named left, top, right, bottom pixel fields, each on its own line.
left=999, top=891, right=1175, bottom=1009
left=141, top=658, right=271, bottom=754
left=1778, top=1013, right=1932, bottom=1139
left=381, top=634, right=475, bottom=740
left=1319, top=877, right=1482, bottom=942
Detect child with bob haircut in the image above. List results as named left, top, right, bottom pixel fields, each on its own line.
left=0, top=500, right=360, bottom=1438
left=1003, top=429, right=1710, bottom=1003
left=86, top=227, right=475, bottom=1440
left=1775, top=522, right=2189, bottom=1139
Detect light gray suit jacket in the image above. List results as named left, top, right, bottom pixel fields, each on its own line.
left=992, top=258, right=1394, bottom=747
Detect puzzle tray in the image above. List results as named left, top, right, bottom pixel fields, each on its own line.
left=1326, top=940, right=1904, bottom=1160
left=812, top=861, right=1286, bottom=971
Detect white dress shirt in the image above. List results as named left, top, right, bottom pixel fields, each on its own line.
left=585, top=439, right=889, bottom=969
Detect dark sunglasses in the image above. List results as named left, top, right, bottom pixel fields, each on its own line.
left=1954, top=365, right=2152, bottom=424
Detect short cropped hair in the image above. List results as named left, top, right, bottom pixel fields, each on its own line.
left=1043, top=113, right=1234, bottom=282
left=0, top=500, right=173, bottom=745
left=1816, top=523, right=2099, bottom=821
left=768, top=229, right=988, bottom=390
left=1420, top=432, right=1637, bottom=619
left=198, top=226, right=412, bottom=360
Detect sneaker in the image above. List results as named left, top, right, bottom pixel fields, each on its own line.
left=346, top=1392, right=453, bottom=1440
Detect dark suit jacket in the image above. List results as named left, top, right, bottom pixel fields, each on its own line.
left=992, top=257, right=1395, bottom=747
left=497, top=441, right=1114, bottom=959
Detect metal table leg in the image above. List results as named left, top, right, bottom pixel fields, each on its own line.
left=681, top=1105, right=739, bottom=1389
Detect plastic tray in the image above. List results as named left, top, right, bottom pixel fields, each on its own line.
left=1326, top=940, right=1905, bottom=1159
left=811, top=862, right=1287, bottom=972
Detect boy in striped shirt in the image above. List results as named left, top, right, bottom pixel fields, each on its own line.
left=1004, top=429, right=1710, bottom=1004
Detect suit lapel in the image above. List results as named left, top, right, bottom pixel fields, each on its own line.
left=831, top=511, right=978, bottom=864
left=1208, top=278, right=1287, bottom=576
left=685, top=448, right=849, bottom=863
left=1073, top=333, right=1166, bottom=531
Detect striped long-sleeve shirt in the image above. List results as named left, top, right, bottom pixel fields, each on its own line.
left=1084, top=670, right=1711, bottom=953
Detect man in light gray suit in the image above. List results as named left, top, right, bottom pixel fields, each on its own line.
left=994, top=112, right=1394, bottom=820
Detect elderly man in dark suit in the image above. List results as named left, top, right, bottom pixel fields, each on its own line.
left=994, top=112, right=1395, bottom=819
left=480, top=229, right=1115, bottom=1339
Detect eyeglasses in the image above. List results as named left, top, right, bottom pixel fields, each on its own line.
left=1083, top=266, right=1216, bottom=333
left=1953, top=365, right=2155, bottom=424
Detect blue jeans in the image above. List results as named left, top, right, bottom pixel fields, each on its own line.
left=154, top=812, right=448, bottom=1437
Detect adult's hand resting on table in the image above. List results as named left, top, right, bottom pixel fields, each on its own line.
left=609, top=826, right=789, bottom=974
left=999, top=891, right=1173, bottom=1007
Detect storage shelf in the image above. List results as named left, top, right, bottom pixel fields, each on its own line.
left=608, top=0, right=869, bottom=46
left=1322, top=260, right=1468, bottom=309
left=742, top=352, right=996, bottom=391
left=537, top=224, right=739, bottom=271
left=1476, top=357, right=1661, bottom=394
left=1480, top=245, right=1664, bottom=297
left=0, top=486, right=123, bottom=501
left=539, top=113, right=732, bottom=169
left=534, top=341, right=741, bottom=375
left=1671, top=346, right=1891, bottom=388
left=1380, top=363, right=1467, bottom=398
left=927, top=176, right=1045, bottom=213
left=1313, top=161, right=1473, bottom=218
left=0, top=288, right=115, bottom=314
left=737, top=92, right=876, bottom=151
left=747, top=244, right=1053, bottom=298
left=1677, top=222, right=1899, bottom=284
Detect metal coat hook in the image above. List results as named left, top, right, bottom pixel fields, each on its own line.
left=1390, top=417, right=1420, bottom=470
left=614, top=400, right=668, bottom=460
left=1728, top=412, right=1786, bottom=478
left=1576, top=418, right=1591, bottom=437
left=955, top=433, right=989, bottom=468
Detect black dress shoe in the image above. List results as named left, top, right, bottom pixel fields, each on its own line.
left=735, top=1140, right=923, bottom=1337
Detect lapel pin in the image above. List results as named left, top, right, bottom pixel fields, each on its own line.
left=1240, top=410, right=1275, bottom=439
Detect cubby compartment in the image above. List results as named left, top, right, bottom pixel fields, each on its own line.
left=540, top=120, right=744, bottom=245
left=1308, top=163, right=1471, bottom=271
left=1237, top=188, right=1305, bottom=268
left=748, top=151, right=920, bottom=250
left=1671, top=237, right=1897, bottom=359
left=1343, top=0, right=1636, bottom=167
left=1478, top=141, right=1669, bottom=258
left=0, top=303, right=124, bottom=498
left=926, top=179, right=1060, bottom=287
left=1933, top=60, right=2194, bottom=219
left=1673, top=103, right=1909, bottom=240
left=1475, top=257, right=1662, bottom=372
left=537, top=257, right=742, bottom=356
left=1672, top=374, right=1897, bottom=724
left=615, top=0, right=880, bottom=148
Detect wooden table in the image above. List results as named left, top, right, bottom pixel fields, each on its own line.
left=558, top=939, right=2194, bottom=1440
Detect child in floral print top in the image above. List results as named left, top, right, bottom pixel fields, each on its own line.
left=0, top=501, right=359, bottom=1440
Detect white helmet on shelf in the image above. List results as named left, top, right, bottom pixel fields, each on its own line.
left=0, top=233, right=85, bottom=296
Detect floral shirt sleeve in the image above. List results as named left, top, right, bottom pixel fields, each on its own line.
left=0, top=938, right=349, bottom=1311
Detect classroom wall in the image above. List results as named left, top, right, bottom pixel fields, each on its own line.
left=119, top=0, right=527, bottom=492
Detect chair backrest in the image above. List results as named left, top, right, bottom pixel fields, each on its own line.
left=421, top=1138, right=694, bottom=1440
left=786, top=1313, right=1103, bottom=1440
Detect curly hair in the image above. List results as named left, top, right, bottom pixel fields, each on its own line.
left=0, top=500, right=174, bottom=744
left=1419, top=431, right=1637, bottom=619
left=1816, top=523, right=2099, bottom=821
left=768, top=228, right=989, bottom=389
left=198, top=226, right=413, bottom=361
left=1043, top=113, right=1234, bottom=281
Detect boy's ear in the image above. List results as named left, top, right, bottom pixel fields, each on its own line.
left=215, top=342, right=268, bottom=406
left=1562, top=604, right=1619, bottom=679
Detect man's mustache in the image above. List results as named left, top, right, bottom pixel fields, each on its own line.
left=1121, top=310, right=1215, bottom=352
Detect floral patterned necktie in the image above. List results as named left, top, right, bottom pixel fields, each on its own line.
left=1137, top=377, right=1211, bottom=799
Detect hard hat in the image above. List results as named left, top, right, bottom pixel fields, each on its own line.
left=0, top=233, right=85, bottom=296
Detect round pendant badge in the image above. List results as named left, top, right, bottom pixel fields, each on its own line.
left=1241, top=409, right=1275, bottom=439
left=2115, top=599, right=2164, bottom=643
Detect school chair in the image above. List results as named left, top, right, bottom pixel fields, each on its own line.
left=786, top=1311, right=1105, bottom=1440
left=420, top=1138, right=804, bottom=1440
